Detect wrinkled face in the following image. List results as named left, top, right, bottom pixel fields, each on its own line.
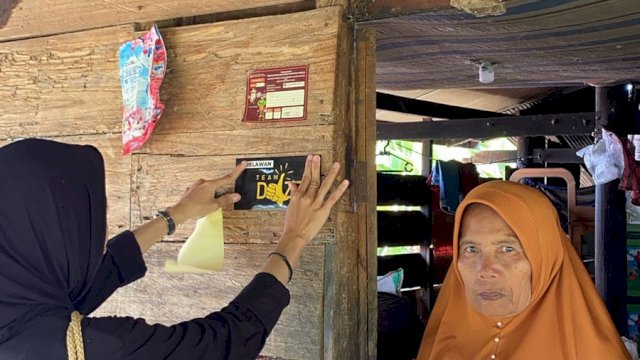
left=457, top=204, right=532, bottom=317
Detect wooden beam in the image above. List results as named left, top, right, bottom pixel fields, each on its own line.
left=139, top=1, right=316, bottom=30
left=354, top=27, right=378, bottom=360
left=377, top=113, right=596, bottom=141
left=316, top=0, right=349, bottom=9
left=323, top=7, right=362, bottom=358
left=356, top=0, right=451, bottom=21
left=538, top=148, right=584, bottom=164
left=139, top=126, right=335, bottom=156
left=471, top=150, right=517, bottom=164
left=0, top=0, right=314, bottom=42
left=377, top=92, right=506, bottom=120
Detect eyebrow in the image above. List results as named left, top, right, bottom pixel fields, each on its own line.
left=492, top=237, right=521, bottom=246
left=458, top=237, right=521, bottom=246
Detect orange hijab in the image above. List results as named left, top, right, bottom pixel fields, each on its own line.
left=417, top=181, right=630, bottom=360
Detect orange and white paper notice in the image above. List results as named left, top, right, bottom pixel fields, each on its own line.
left=164, top=210, right=224, bottom=273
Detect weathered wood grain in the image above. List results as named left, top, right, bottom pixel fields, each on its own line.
left=139, top=125, right=335, bottom=156
left=56, top=133, right=132, bottom=238
left=131, top=151, right=340, bottom=244
left=0, top=134, right=130, bottom=238
left=317, top=0, right=350, bottom=9
left=320, top=9, right=372, bottom=359
left=0, top=7, right=340, bottom=141
left=1, top=6, right=365, bottom=358
left=92, top=243, right=324, bottom=359
left=142, top=7, right=340, bottom=137
left=0, top=25, right=132, bottom=138
left=324, top=210, right=359, bottom=360
left=357, top=0, right=450, bottom=20
left=354, top=28, right=378, bottom=360
left=0, top=0, right=313, bottom=42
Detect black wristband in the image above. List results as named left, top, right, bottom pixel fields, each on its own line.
left=269, top=252, right=293, bottom=283
left=157, top=210, right=176, bottom=236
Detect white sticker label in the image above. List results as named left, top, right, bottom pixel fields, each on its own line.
left=246, top=160, right=274, bottom=169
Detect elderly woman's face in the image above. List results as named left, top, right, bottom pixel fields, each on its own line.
left=457, top=204, right=532, bottom=317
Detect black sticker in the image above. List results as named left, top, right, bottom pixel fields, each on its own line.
left=234, top=156, right=308, bottom=210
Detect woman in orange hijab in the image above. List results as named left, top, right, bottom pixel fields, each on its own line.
left=417, top=181, right=631, bottom=360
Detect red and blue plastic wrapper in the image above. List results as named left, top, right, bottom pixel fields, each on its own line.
left=118, top=25, right=167, bottom=155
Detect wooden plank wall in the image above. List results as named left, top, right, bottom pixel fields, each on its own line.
left=0, top=0, right=314, bottom=41
left=0, top=4, right=369, bottom=359
left=97, top=243, right=326, bottom=358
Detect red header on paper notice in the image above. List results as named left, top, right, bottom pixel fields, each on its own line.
left=243, top=65, right=309, bottom=122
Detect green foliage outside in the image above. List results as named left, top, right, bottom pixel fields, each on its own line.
left=375, top=138, right=517, bottom=179
left=376, top=138, right=517, bottom=256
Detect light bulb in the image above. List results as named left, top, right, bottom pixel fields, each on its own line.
left=479, top=62, right=495, bottom=84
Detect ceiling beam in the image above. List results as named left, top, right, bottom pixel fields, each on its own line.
left=471, top=149, right=584, bottom=164
left=377, top=92, right=506, bottom=120
left=377, top=112, right=596, bottom=140
left=356, top=0, right=451, bottom=21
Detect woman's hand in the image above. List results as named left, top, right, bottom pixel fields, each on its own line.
left=168, top=162, right=247, bottom=225
left=282, top=154, right=349, bottom=244
left=263, top=154, right=349, bottom=284
left=133, top=162, right=247, bottom=253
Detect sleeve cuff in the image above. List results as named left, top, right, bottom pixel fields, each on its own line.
left=231, top=272, right=290, bottom=331
left=106, top=230, right=147, bottom=285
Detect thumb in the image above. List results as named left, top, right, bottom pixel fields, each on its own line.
left=277, top=173, right=286, bottom=187
left=216, top=193, right=241, bottom=207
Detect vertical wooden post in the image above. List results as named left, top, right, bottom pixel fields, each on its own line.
left=324, top=10, right=378, bottom=360
left=355, top=27, right=378, bottom=360
left=594, top=85, right=629, bottom=335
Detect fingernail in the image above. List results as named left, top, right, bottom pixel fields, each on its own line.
left=307, top=154, right=312, bottom=160
left=233, top=194, right=241, bottom=202
left=343, top=180, right=350, bottom=186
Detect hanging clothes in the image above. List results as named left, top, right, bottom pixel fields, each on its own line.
left=431, top=160, right=461, bottom=213
left=431, top=160, right=480, bottom=214
left=619, top=136, right=640, bottom=205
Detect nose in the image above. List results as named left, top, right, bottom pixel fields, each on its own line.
left=477, top=254, right=499, bottom=280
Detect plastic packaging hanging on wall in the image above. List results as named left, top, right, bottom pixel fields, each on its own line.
left=118, top=24, right=167, bottom=155
left=576, top=129, right=625, bottom=185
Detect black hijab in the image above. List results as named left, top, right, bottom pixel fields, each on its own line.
left=0, top=139, right=107, bottom=343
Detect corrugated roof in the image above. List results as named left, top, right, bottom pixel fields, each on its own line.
left=362, top=0, right=640, bottom=90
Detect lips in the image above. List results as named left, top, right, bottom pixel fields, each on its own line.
left=478, top=291, right=505, bottom=301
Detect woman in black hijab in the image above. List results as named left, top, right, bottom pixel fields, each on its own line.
left=0, top=138, right=348, bottom=359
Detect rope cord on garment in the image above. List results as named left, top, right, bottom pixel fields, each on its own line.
left=66, top=311, right=85, bottom=360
